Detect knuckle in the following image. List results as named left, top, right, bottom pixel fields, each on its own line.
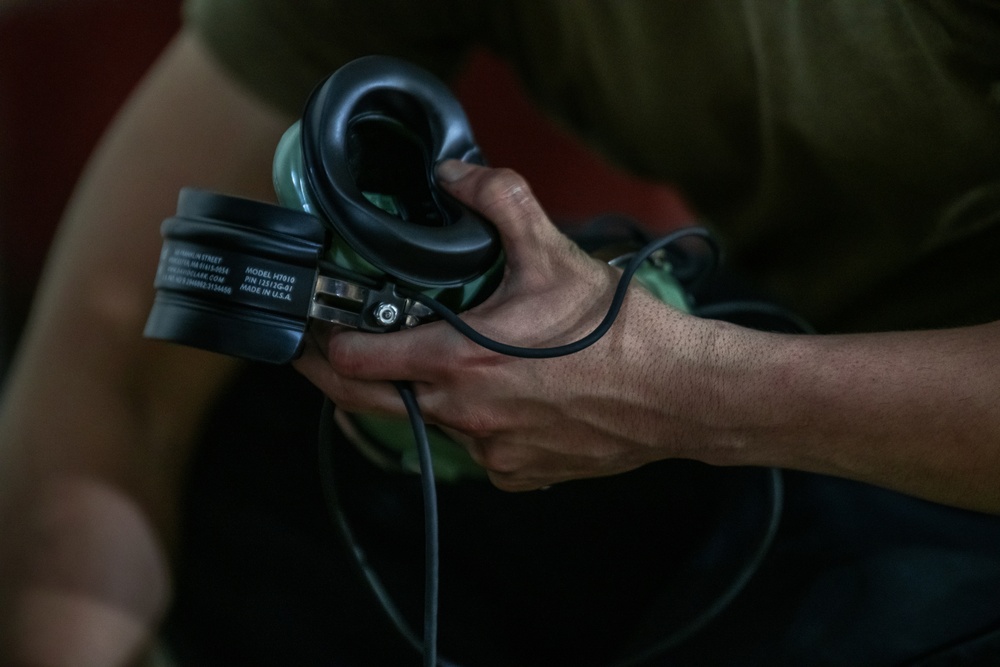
left=488, top=472, right=520, bottom=492
left=448, top=405, right=503, bottom=442
left=461, top=441, right=488, bottom=467
left=487, top=471, right=536, bottom=493
left=477, top=443, right=522, bottom=475
left=326, top=337, right=364, bottom=378
left=432, top=351, right=467, bottom=385
left=474, top=168, right=533, bottom=217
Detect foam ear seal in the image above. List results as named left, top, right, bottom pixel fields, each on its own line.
left=301, top=55, right=500, bottom=288
left=144, top=188, right=326, bottom=364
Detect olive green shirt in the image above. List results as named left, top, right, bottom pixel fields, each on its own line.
left=184, top=0, right=1000, bottom=333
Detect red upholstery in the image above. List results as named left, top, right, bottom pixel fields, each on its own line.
left=0, top=1, right=181, bottom=310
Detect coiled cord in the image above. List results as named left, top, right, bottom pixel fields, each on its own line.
left=318, top=225, right=804, bottom=666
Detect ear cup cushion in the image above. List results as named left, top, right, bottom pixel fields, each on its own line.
left=301, top=55, right=500, bottom=288
left=144, top=189, right=326, bottom=364
left=175, top=188, right=327, bottom=248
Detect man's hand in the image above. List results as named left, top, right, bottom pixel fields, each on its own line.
left=294, top=161, right=721, bottom=491
left=298, top=161, right=1000, bottom=513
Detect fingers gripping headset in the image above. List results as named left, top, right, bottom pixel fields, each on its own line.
left=144, top=56, right=794, bottom=667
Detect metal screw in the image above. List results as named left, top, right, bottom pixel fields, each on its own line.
left=373, top=302, right=400, bottom=326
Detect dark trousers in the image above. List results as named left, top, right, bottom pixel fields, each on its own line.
left=164, top=362, right=1000, bottom=666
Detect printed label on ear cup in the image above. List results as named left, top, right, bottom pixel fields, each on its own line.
left=154, top=240, right=315, bottom=317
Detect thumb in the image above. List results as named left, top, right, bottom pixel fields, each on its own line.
left=435, top=160, right=562, bottom=273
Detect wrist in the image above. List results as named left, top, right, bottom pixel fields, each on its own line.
left=637, top=312, right=794, bottom=468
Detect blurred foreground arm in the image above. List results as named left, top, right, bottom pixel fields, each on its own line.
left=0, top=31, right=291, bottom=665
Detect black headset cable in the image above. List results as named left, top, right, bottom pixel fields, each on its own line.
left=317, top=225, right=801, bottom=667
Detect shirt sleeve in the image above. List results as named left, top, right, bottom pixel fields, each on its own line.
left=183, top=0, right=492, bottom=116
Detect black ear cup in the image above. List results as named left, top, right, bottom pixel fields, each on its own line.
left=144, top=188, right=326, bottom=363
left=300, top=55, right=500, bottom=288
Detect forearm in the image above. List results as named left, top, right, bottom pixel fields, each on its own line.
left=0, top=29, right=291, bottom=664
left=0, top=329, right=198, bottom=665
left=697, top=319, right=1000, bottom=513
left=0, top=25, right=285, bottom=539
